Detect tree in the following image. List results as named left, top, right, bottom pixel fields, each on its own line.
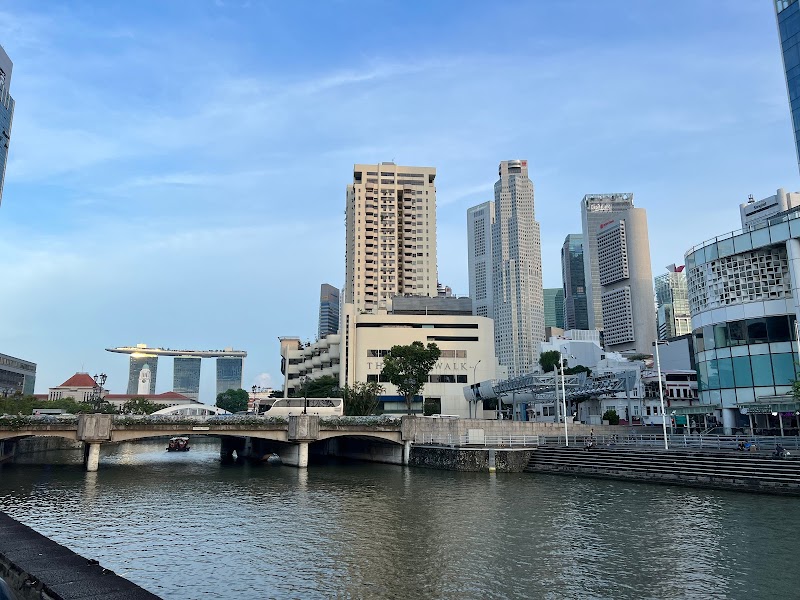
left=539, top=350, right=560, bottom=373
left=602, top=409, right=620, bottom=425
left=341, top=382, right=384, bottom=416
left=380, top=342, right=441, bottom=415
left=305, top=375, right=341, bottom=398
left=120, top=397, right=160, bottom=415
left=563, top=364, right=591, bottom=376
left=216, top=388, right=249, bottom=413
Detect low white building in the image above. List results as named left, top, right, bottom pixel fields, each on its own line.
left=280, top=298, right=506, bottom=418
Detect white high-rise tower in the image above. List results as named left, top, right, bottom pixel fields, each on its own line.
left=491, top=160, right=544, bottom=377
left=345, top=162, right=437, bottom=313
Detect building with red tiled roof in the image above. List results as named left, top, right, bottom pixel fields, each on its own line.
left=48, top=372, right=99, bottom=403
left=46, top=372, right=201, bottom=410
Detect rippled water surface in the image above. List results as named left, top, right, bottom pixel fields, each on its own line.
left=0, top=439, right=798, bottom=599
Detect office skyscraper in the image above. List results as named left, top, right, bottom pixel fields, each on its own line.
left=318, top=283, right=340, bottom=339
left=345, top=163, right=437, bottom=313
left=491, top=160, right=544, bottom=377
left=543, top=288, right=565, bottom=330
left=467, top=201, right=495, bottom=318
left=581, top=193, right=635, bottom=330
left=655, top=264, right=691, bottom=340
left=595, top=203, right=657, bottom=354
left=0, top=44, right=14, bottom=206
left=561, top=233, right=589, bottom=330
left=777, top=1, right=800, bottom=172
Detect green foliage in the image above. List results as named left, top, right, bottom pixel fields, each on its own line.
left=602, top=409, right=620, bottom=425
left=0, top=395, right=116, bottom=416
left=563, top=364, right=591, bottom=376
left=305, top=375, right=341, bottom=398
left=120, top=397, right=160, bottom=415
left=423, top=398, right=441, bottom=416
left=539, top=350, right=560, bottom=373
left=626, top=353, right=651, bottom=362
left=341, top=381, right=383, bottom=416
left=380, top=342, right=441, bottom=414
left=216, top=389, right=249, bottom=413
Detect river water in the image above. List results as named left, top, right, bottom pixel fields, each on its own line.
left=0, top=438, right=797, bottom=599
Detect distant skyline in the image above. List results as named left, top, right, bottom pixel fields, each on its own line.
left=0, top=0, right=798, bottom=399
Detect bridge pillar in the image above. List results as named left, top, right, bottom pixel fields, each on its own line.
left=85, top=443, right=101, bottom=472
left=297, top=442, right=309, bottom=469
left=403, top=441, right=411, bottom=465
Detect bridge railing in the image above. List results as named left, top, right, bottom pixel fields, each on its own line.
left=413, top=433, right=540, bottom=448
left=536, top=433, right=800, bottom=453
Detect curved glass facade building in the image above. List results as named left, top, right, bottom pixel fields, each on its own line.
left=685, top=206, right=800, bottom=431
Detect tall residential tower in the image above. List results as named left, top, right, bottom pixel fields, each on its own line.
left=345, top=163, right=437, bottom=313
left=0, top=44, right=14, bottom=205
left=491, top=160, right=544, bottom=377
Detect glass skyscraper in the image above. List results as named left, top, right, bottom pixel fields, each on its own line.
left=216, top=357, right=243, bottom=395
left=173, top=357, right=201, bottom=401
left=560, top=233, right=589, bottom=330
left=543, top=288, right=565, bottom=330
left=318, top=283, right=340, bottom=339
left=777, top=1, right=800, bottom=171
left=0, top=44, right=15, bottom=206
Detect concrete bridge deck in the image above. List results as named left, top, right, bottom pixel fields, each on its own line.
left=0, top=414, right=633, bottom=471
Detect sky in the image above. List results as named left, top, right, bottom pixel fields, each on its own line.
left=0, top=0, right=798, bottom=400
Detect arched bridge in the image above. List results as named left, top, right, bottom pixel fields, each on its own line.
left=0, top=414, right=412, bottom=470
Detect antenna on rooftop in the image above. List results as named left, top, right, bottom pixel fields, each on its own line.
left=748, top=194, right=754, bottom=203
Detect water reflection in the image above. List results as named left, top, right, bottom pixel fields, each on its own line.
left=0, top=442, right=797, bottom=599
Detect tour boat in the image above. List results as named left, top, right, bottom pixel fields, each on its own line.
left=167, top=437, right=190, bottom=452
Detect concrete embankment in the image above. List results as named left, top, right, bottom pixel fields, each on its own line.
left=411, top=446, right=534, bottom=472
left=526, top=447, right=800, bottom=495
left=0, top=512, right=161, bottom=599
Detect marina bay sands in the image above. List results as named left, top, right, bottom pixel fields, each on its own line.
left=106, top=344, right=247, bottom=401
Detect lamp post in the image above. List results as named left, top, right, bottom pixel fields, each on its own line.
left=301, top=376, right=309, bottom=415
left=653, top=340, right=669, bottom=450
left=559, top=349, right=571, bottom=446
left=92, top=373, right=107, bottom=412
left=470, top=359, right=482, bottom=419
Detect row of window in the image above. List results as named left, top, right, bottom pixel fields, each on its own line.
left=693, top=315, right=797, bottom=351
left=697, top=352, right=798, bottom=390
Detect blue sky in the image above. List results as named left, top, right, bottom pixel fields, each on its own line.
left=0, top=0, right=798, bottom=399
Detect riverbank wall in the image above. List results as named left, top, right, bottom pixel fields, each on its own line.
left=0, top=512, right=161, bottom=599
left=411, top=446, right=533, bottom=472
left=526, top=447, right=800, bottom=495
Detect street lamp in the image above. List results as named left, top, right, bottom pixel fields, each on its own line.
left=470, top=359, right=482, bottom=419
left=653, top=339, right=669, bottom=450
left=301, top=376, right=309, bottom=415
left=558, top=348, right=574, bottom=447
left=92, top=373, right=107, bottom=412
